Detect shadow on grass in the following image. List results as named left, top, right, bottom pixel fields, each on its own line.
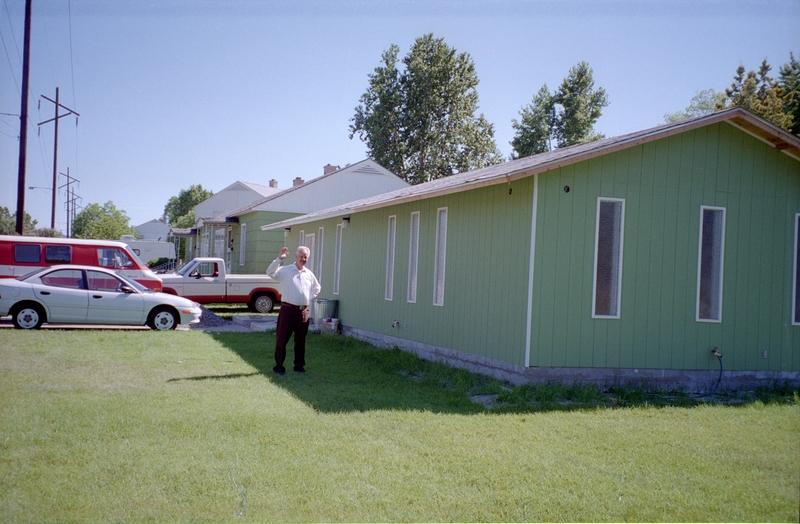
left=203, top=331, right=800, bottom=415
left=207, top=331, right=492, bottom=414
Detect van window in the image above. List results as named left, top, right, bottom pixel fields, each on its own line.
left=45, top=245, right=71, bottom=264
left=97, top=248, right=135, bottom=268
left=14, top=244, right=40, bottom=263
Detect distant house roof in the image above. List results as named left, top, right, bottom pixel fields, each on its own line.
left=263, top=108, right=800, bottom=231
left=209, top=158, right=407, bottom=222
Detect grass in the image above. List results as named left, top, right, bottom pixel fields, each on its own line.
left=203, top=303, right=278, bottom=320
left=0, top=328, right=798, bottom=522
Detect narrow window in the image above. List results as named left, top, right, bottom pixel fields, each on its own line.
left=384, top=216, right=397, bottom=300
left=239, top=223, right=247, bottom=266
left=333, top=223, right=343, bottom=295
left=696, top=206, right=726, bottom=322
left=317, top=227, right=324, bottom=285
left=299, top=230, right=305, bottom=247
left=593, top=198, right=625, bottom=318
left=433, top=208, right=448, bottom=306
left=792, top=214, right=799, bottom=325
left=407, top=211, right=420, bottom=303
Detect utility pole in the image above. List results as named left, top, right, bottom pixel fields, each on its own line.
left=15, top=0, right=32, bottom=235
left=38, top=87, right=79, bottom=230
left=59, top=168, right=80, bottom=238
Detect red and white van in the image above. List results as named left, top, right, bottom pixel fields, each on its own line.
left=0, top=235, right=163, bottom=291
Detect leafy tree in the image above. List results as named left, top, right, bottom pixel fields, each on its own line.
left=350, top=33, right=503, bottom=185
left=717, top=59, right=793, bottom=132
left=511, top=62, right=608, bottom=159
left=778, top=52, right=800, bottom=136
left=0, top=206, right=38, bottom=235
left=164, top=184, right=213, bottom=226
left=664, top=89, right=726, bottom=123
left=510, top=85, right=555, bottom=157
left=72, top=201, right=135, bottom=240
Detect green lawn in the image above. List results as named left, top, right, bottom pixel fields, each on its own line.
left=0, top=329, right=797, bottom=522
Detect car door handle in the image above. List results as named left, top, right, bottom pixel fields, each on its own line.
left=39, top=291, right=50, bottom=295
left=92, top=295, right=103, bottom=299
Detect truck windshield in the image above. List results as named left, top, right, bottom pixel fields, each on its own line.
left=177, top=262, right=197, bottom=277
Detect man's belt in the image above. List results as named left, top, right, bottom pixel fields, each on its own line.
left=282, top=302, right=308, bottom=310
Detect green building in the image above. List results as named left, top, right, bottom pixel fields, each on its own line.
left=264, top=108, right=800, bottom=390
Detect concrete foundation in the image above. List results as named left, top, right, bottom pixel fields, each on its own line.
left=343, top=326, right=800, bottom=393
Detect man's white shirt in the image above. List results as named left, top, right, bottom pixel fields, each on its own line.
left=267, top=258, right=321, bottom=307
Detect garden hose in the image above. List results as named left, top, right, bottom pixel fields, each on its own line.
left=711, top=347, right=723, bottom=395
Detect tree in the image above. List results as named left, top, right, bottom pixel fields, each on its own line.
left=72, top=201, right=135, bottom=240
left=511, top=62, right=608, bottom=159
left=0, top=206, right=38, bottom=235
left=350, top=33, right=503, bottom=185
left=778, top=52, right=800, bottom=136
left=164, top=184, right=213, bottom=226
left=663, top=89, right=726, bottom=123
left=510, top=85, right=555, bottom=157
left=717, top=58, right=793, bottom=132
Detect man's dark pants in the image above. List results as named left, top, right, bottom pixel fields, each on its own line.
left=273, top=303, right=309, bottom=372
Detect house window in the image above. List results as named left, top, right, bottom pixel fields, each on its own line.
left=385, top=216, right=396, bottom=301
left=317, top=227, right=324, bottom=285
left=333, top=223, right=343, bottom=295
left=793, top=214, right=800, bottom=325
left=696, top=206, right=726, bottom=322
left=214, top=228, right=225, bottom=257
left=433, top=208, right=448, bottom=306
left=408, top=211, right=420, bottom=303
left=299, top=230, right=305, bottom=247
left=592, top=198, right=625, bottom=318
left=239, top=223, right=246, bottom=266
left=305, top=233, right=316, bottom=275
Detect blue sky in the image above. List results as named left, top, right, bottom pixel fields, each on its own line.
left=1, top=0, right=798, bottom=231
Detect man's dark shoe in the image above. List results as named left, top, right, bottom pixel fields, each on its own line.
left=293, top=367, right=306, bottom=373
left=273, top=366, right=286, bottom=375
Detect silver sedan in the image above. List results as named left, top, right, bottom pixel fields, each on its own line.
left=0, top=265, right=202, bottom=330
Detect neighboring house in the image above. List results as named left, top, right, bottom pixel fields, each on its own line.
left=202, top=159, right=408, bottom=275
left=134, top=219, right=171, bottom=241
left=263, top=108, right=800, bottom=389
left=172, top=180, right=281, bottom=263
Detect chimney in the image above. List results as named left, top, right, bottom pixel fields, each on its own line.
left=269, top=179, right=278, bottom=188
left=323, top=163, right=339, bottom=175
left=292, top=177, right=304, bottom=187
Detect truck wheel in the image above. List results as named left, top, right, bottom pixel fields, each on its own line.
left=147, top=306, right=179, bottom=330
left=250, top=293, right=274, bottom=313
left=12, top=303, right=45, bottom=329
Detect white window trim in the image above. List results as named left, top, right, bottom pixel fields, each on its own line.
left=299, top=230, right=305, bottom=247
left=239, top=223, right=246, bottom=266
left=696, top=205, right=726, bottom=323
left=385, top=216, right=396, bottom=301
left=333, top=223, right=343, bottom=295
left=317, top=227, right=324, bottom=286
left=591, top=197, right=625, bottom=319
left=792, top=213, right=800, bottom=326
left=407, top=211, right=420, bottom=304
left=433, top=207, right=448, bottom=306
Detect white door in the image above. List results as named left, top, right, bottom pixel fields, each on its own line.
left=36, top=269, right=88, bottom=322
left=85, top=270, right=145, bottom=325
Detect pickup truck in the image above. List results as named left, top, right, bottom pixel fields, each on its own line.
left=160, top=258, right=281, bottom=313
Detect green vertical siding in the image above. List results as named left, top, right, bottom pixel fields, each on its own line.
left=230, top=210, right=299, bottom=274
left=285, top=122, right=799, bottom=374
left=530, top=122, right=799, bottom=372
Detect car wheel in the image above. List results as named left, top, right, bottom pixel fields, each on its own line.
left=250, top=293, right=274, bottom=313
left=12, top=303, right=45, bottom=329
left=147, top=306, right=178, bottom=330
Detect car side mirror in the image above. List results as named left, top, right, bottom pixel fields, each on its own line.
left=120, top=285, right=136, bottom=293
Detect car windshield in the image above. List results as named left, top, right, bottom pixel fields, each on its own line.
left=114, top=272, right=150, bottom=293
left=18, top=267, right=53, bottom=281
